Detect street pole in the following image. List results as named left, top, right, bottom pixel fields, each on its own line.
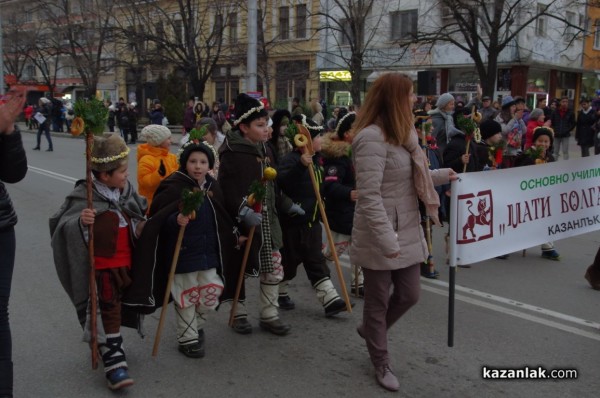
left=246, top=0, right=257, bottom=92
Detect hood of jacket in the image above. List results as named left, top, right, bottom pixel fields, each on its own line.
left=220, top=129, right=264, bottom=158
left=136, top=143, right=170, bottom=161
left=320, top=132, right=351, bottom=159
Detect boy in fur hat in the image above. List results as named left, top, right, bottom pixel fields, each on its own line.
left=138, top=124, right=178, bottom=209
left=276, top=114, right=353, bottom=316
left=320, top=112, right=364, bottom=296
left=217, top=93, right=292, bottom=336
left=50, top=134, right=147, bottom=390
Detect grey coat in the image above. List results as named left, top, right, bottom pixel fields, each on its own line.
left=49, top=180, right=146, bottom=326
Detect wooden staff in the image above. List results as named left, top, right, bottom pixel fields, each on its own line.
left=152, top=225, right=186, bottom=356
left=85, top=131, right=99, bottom=369
left=295, top=124, right=352, bottom=312
left=421, top=122, right=436, bottom=275
left=462, top=139, right=471, bottom=173
left=228, top=226, right=256, bottom=327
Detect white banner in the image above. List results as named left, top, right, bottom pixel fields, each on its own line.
left=449, top=156, right=600, bottom=266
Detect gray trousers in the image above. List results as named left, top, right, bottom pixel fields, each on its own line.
left=362, top=264, right=420, bottom=368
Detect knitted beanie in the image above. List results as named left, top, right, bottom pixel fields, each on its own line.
left=91, top=134, right=130, bottom=172
left=479, top=120, right=502, bottom=140
left=178, top=141, right=215, bottom=170
left=141, top=124, right=171, bottom=146
left=529, top=108, right=544, bottom=121
left=436, top=93, right=455, bottom=109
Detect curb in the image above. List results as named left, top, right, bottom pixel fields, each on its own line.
left=17, top=122, right=185, bottom=147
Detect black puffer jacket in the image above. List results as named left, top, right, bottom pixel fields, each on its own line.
left=277, top=150, right=323, bottom=226
left=320, top=133, right=355, bottom=235
left=0, top=127, right=27, bottom=230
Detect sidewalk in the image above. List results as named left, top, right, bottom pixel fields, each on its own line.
left=17, top=122, right=186, bottom=147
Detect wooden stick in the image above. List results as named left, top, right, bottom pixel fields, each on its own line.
left=353, top=265, right=360, bottom=297
left=228, top=226, right=256, bottom=327
left=152, top=225, right=186, bottom=357
left=462, top=139, right=471, bottom=173
left=85, top=131, right=98, bottom=370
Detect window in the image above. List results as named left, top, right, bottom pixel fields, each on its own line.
left=257, top=8, right=264, bottom=45
left=228, top=12, right=237, bottom=43
left=296, top=4, right=307, bottom=39
left=279, top=6, right=289, bottom=40
left=214, top=14, right=223, bottom=42
left=23, top=65, right=35, bottom=80
left=340, top=19, right=353, bottom=45
left=173, top=19, right=184, bottom=43
left=391, top=10, right=417, bottom=40
left=594, top=19, right=600, bottom=49
left=565, top=11, right=576, bottom=40
left=536, top=4, right=547, bottom=37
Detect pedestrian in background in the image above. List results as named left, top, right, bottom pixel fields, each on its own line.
left=33, top=97, right=53, bottom=152
left=549, top=96, right=575, bottom=160
left=350, top=73, right=454, bottom=392
left=575, top=98, right=596, bottom=157
left=0, top=89, right=27, bottom=398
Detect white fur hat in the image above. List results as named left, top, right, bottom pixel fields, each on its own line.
left=141, top=124, right=171, bottom=146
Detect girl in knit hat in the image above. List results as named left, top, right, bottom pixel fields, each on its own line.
left=514, top=127, right=560, bottom=260
left=137, top=125, right=178, bottom=210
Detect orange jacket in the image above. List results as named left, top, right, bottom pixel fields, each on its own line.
left=137, top=143, right=178, bottom=209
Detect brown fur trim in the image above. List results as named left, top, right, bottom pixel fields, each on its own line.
left=320, top=132, right=351, bottom=159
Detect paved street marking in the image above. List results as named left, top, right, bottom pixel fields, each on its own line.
left=334, top=256, right=600, bottom=339
left=423, top=278, right=600, bottom=329
left=28, top=166, right=78, bottom=184
left=421, top=284, right=600, bottom=342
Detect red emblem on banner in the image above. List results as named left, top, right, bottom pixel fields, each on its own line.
left=456, top=190, right=493, bottom=244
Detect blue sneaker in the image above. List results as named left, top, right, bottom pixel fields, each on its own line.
left=106, top=367, right=134, bottom=390
left=541, top=250, right=560, bottom=261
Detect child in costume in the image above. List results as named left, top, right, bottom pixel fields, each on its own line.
left=137, top=124, right=178, bottom=209
left=514, top=127, right=560, bottom=260
left=277, top=115, right=352, bottom=317
left=147, top=141, right=233, bottom=358
left=320, top=112, right=364, bottom=296
left=50, top=134, right=147, bottom=391
left=217, top=93, right=292, bottom=336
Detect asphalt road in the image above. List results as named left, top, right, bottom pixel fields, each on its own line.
left=5, top=130, right=600, bottom=397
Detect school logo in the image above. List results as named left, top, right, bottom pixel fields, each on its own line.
left=456, top=190, right=493, bottom=244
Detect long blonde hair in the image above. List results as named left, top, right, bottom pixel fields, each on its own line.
left=352, top=73, right=414, bottom=146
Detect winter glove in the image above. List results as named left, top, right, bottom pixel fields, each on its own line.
left=158, top=160, right=166, bottom=177
left=287, top=203, right=305, bottom=216
left=239, top=206, right=263, bottom=227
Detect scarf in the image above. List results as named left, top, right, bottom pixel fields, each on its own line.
left=404, top=128, right=441, bottom=226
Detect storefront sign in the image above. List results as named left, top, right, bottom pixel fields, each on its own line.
left=319, top=70, right=352, bottom=82
left=455, top=82, right=479, bottom=92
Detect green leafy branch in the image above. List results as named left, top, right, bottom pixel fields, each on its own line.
left=73, top=98, right=108, bottom=136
